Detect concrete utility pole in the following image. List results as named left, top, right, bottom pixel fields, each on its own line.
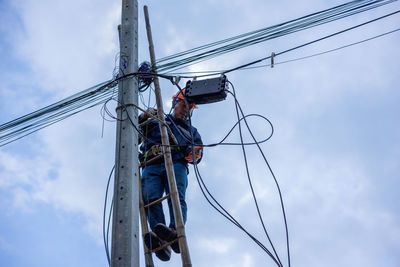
left=111, top=0, right=139, bottom=267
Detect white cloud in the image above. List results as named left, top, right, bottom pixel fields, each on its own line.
left=197, top=236, right=235, bottom=254
left=11, top=187, right=33, bottom=211
left=12, top=0, right=120, bottom=96
left=0, top=149, right=54, bottom=189
left=1, top=0, right=119, bottom=245
left=0, top=235, right=13, bottom=253
left=241, top=253, right=254, bottom=267
left=1, top=1, right=400, bottom=267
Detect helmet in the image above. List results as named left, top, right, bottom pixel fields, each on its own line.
left=172, top=89, right=197, bottom=109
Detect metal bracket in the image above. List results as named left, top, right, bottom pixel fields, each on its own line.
left=271, top=52, right=276, bottom=68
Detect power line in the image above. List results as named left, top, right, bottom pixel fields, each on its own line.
left=0, top=79, right=116, bottom=146
left=166, top=27, right=400, bottom=75
left=156, top=0, right=397, bottom=73
left=223, top=9, right=400, bottom=75
left=274, top=27, right=400, bottom=66
left=2, top=3, right=398, bottom=147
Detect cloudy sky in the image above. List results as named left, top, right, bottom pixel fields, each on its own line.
left=1, top=0, right=400, bottom=266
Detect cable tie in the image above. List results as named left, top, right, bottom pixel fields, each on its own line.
left=115, top=103, right=135, bottom=111
left=271, top=52, right=275, bottom=68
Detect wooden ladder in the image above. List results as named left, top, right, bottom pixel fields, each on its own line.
left=140, top=5, right=192, bottom=266
left=138, top=156, right=192, bottom=267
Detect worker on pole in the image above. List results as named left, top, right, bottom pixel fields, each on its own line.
left=139, top=90, right=203, bottom=261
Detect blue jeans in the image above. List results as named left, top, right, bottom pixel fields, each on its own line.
left=141, top=162, right=188, bottom=231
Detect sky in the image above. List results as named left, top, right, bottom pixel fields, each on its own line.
left=0, top=0, right=400, bottom=266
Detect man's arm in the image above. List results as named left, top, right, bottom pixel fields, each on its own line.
left=185, top=145, right=203, bottom=163
left=138, top=108, right=157, bottom=124
left=185, top=127, right=203, bottom=164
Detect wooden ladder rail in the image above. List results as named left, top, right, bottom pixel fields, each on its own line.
left=139, top=167, right=186, bottom=264
left=138, top=157, right=180, bottom=266
left=138, top=126, right=185, bottom=266
left=143, top=5, right=192, bottom=267
left=139, top=169, right=155, bottom=267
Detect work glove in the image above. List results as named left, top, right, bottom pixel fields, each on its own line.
left=138, top=108, right=157, bottom=124
left=185, top=146, right=203, bottom=163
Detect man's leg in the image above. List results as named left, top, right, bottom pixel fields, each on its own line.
left=166, top=162, right=188, bottom=229
left=141, top=163, right=167, bottom=231
left=155, top=162, right=187, bottom=254
left=142, top=163, right=172, bottom=261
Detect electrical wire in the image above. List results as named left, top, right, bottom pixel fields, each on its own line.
left=103, top=14, right=399, bottom=262
left=113, top=78, right=279, bottom=263
left=0, top=73, right=171, bottom=147
left=227, top=81, right=291, bottom=267
left=192, top=164, right=283, bottom=266
left=230, top=82, right=284, bottom=266
left=3, top=3, right=396, bottom=265
left=150, top=13, right=400, bottom=79
left=0, top=80, right=115, bottom=146
left=166, top=27, right=400, bottom=75
left=2, top=3, right=398, bottom=148
left=156, top=0, right=397, bottom=73
left=221, top=9, right=400, bottom=75
left=157, top=0, right=393, bottom=64
left=168, top=112, right=274, bottom=147
left=101, top=97, right=120, bottom=122
left=170, top=80, right=292, bottom=266
left=134, top=80, right=283, bottom=265
left=162, top=81, right=291, bottom=266
left=103, top=165, right=115, bottom=266
left=274, top=27, right=400, bottom=67
left=170, top=83, right=285, bottom=266
left=103, top=74, right=277, bottom=266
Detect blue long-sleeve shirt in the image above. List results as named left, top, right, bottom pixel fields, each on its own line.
left=140, top=114, right=203, bottom=165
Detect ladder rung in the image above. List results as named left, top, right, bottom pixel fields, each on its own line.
left=140, top=154, right=163, bottom=168
left=139, top=119, right=153, bottom=128
left=150, top=238, right=179, bottom=254
left=143, top=194, right=170, bottom=208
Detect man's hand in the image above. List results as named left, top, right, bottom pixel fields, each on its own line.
left=139, top=108, right=157, bottom=124
left=185, top=146, right=203, bottom=163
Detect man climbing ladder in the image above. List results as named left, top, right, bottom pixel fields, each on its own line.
left=139, top=90, right=203, bottom=261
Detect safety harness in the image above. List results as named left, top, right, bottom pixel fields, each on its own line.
left=142, top=144, right=180, bottom=159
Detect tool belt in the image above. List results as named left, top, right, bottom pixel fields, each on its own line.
left=140, top=144, right=180, bottom=164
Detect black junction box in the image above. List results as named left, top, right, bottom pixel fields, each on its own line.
left=185, top=75, right=227, bottom=104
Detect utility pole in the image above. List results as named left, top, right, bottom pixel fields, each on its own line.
left=111, top=0, right=139, bottom=267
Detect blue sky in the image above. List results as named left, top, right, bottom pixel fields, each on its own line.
left=1, top=0, right=400, bottom=266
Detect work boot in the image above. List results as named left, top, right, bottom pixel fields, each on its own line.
left=144, top=232, right=171, bottom=261
left=154, top=223, right=180, bottom=254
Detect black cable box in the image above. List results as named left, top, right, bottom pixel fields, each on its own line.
left=185, top=75, right=227, bottom=104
